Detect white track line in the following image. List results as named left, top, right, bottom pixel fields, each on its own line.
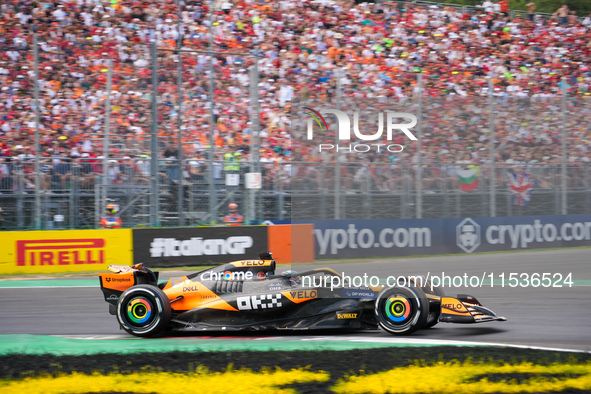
left=295, top=336, right=591, bottom=353
left=52, top=334, right=591, bottom=353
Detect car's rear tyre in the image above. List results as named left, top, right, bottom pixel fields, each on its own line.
left=375, top=286, right=429, bottom=335
left=117, top=285, right=171, bottom=337
left=423, top=285, right=445, bottom=329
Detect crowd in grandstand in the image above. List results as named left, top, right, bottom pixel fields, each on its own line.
left=0, top=0, right=591, bottom=194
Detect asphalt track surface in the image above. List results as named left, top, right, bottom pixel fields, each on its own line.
left=1, top=249, right=590, bottom=351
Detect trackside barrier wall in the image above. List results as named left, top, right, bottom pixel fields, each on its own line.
left=267, top=224, right=315, bottom=264
left=306, top=215, right=591, bottom=259
left=0, top=229, right=133, bottom=274
left=132, top=226, right=269, bottom=267
left=132, top=225, right=315, bottom=267
left=0, top=225, right=314, bottom=274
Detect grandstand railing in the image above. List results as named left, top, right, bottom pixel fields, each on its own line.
left=0, top=162, right=588, bottom=230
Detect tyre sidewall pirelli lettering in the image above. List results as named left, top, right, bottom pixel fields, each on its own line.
left=0, top=230, right=133, bottom=274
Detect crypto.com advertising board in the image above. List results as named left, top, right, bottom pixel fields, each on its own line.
left=0, top=229, right=133, bottom=274
left=308, top=215, right=591, bottom=259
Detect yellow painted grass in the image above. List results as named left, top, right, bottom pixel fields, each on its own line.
left=332, top=361, right=591, bottom=394
left=3, top=361, right=591, bottom=394
left=0, top=367, right=329, bottom=394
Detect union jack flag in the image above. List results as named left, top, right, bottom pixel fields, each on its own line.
left=508, top=173, right=532, bottom=206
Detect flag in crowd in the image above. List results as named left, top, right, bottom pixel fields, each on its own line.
left=457, top=165, right=480, bottom=192
left=508, top=172, right=533, bottom=206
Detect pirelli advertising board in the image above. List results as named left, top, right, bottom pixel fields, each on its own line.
left=0, top=230, right=133, bottom=274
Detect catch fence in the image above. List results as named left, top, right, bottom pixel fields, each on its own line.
left=0, top=162, right=589, bottom=229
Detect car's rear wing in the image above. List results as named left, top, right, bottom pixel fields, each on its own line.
left=99, top=264, right=159, bottom=306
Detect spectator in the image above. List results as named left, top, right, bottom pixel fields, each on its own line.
left=493, top=1, right=502, bottom=14
left=0, top=157, right=12, bottom=192
left=568, top=11, right=578, bottom=25
left=224, top=203, right=243, bottom=226
left=188, top=153, right=205, bottom=185
left=526, top=2, right=536, bottom=21
left=80, top=154, right=96, bottom=189
left=482, top=1, right=495, bottom=13
left=100, top=204, right=122, bottom=229
left=107, top=160, right=121, bottom=183
left=498, top=0, right=510, bottom=16
left=554, top=5, right=570, bottom=24
left=0, top=0, right=589, bottom=180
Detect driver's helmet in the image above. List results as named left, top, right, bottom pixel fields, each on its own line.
left=259, top=251, right=273, bottom=260
left=282, top=270, right=301, bottom=285
left=106, top=204, right=118, bottom=214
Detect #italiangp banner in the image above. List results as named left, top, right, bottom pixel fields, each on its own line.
left=0, top=229, right=133, bottom=274
left=131, top=226, right=269, bottom=266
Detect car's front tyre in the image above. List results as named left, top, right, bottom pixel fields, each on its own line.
left=116, top=285, right=171, bottom=337
left=374, top=285, right=429, bottom=335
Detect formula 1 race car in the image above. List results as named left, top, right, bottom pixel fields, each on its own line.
left=99, top=252, right=506, bottom=337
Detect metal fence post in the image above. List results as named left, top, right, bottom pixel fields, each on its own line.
left=561, top=77, right=567, bottom=215
left=177, top=4, right=184, bottom=227
left=207, top=0, right=217, bottom=225
left=586, top=164, right=590, bottom=214
left=416, top=73, right=423, bottom=219
left=16, top=167, right=24, bottom=229
left=95, top=178, right=101, bottom=228
left=150, top=42, right=160, bottom=227
left=335, top=67, right=341, bottom=219
left=33, top=35, right=41, bottom=230
left=366, top=172, right=371, bottom=218
left=102, top=60, right=112, bottom=223
left=69, top=172, right=76, bottom=229
left=249, top=64, right=260, bottom=224
left=253, top=48, right=261, bottom=223
left=489, top=74, right=496, bottom=217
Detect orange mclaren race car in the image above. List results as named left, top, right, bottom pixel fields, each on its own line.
left=99, top=252, right=506, bottom=337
